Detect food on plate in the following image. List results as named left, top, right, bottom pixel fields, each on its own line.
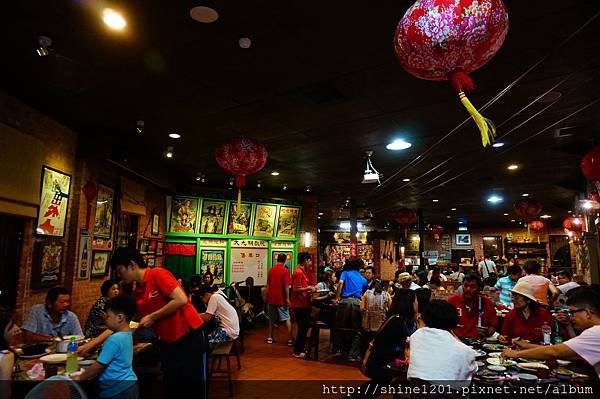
left=487, top=365, right=506, bottom=372
left=517, top=362, right=549, bottom=370
left=488, top=352, right=503, bottom=358
left=486, top=357, right=516, bottom=366
left=482, top=344, right=506, bottom=351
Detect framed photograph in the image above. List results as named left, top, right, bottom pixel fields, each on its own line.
left=199, top=200, right=226, bottom=234
left=94, top=184, right=115, bottom=239
left=151, top=213, right=160, bottom=236
left=200, top=249, right=225, bottom=285
left=253, top=204, right=277, bottom=237
left=456, top=233, right=472, bottom=246
left=31, top=240, right=64, bottom=289
left=36, top=166, right=71, bottom=237
left=276, top=206, right=300, bottom=238
left=77, top=229, right=91, bottom=280
left=146, top=257, right=156, bottom=268
left=91, top=251, right=110, bottom=278
left=156, top=241, right=164, bottom=256
left=169, top=197, right=199, bottom=233
left=148, top=239, right=157, bottom=254
left=227, top=202, right=252, bottom=235
left=138, top=238, right=150, bottom=254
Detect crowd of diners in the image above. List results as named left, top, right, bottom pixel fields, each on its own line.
left=1, top=250, right=599, bottom=398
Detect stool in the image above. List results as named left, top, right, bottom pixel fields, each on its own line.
left=307, top=321, right=330, bottom=360
left=209, top=340, right=241, bottom=396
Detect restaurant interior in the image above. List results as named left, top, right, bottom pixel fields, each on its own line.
left=1, top=1, right=600, bottom=398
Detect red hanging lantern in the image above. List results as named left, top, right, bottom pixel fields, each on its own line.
left=581, top=146, right=600, bottom=194
left=513, top=199, right=542, bottom=220
left=215, top=136, right=268, bottom=207
left=394, top=0, right=509, bottom=147
left=528, top=220, right=545, bottom=244
left=394, top=208, right=417, bottom=238
left=562, top=217, right=583, bottom=234
left=431, top=225, right=444, bottom=241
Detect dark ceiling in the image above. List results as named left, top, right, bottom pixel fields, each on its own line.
left=3, top=0, right=600, bottom=229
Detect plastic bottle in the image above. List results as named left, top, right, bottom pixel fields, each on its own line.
left=65, top=337, right=79, bottom=373
left=553, top=319, right=564, bottom=344
left=541, top=322, right=552, bottom=345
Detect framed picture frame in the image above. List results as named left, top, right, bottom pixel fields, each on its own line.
left=151, top=213, right=160, bottom=236
left=253, top=204, right=277, bottom=237
left=199, top=200, right=227, bottom=234
left=456, top=233, right=472, bottom=246
left=138, top=238, right=150, bottom=254
left=227, top=202, right=253, bottom=235
left=93, top=184, right=115, bottom=239
left=31, top=240, right=64, bottom=289
left=146, top=257, right=156, bottom=268
left=168, top=197, right=199, bottom=233
left=156, top=241, right=164, bottom=256
left=276, top=206, right=300, bottom=238
left=91, top=251, right=110, bottom=278
left=36, top=166, right=71, bottom=237
left=76, top=229, right=91, bottom=280
left=200, top=249, right=225, bottom=285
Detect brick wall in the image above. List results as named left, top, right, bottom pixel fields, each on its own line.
left=298, top=195, right=318, bottom=283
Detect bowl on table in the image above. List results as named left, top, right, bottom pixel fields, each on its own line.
left=517, top=373, right=538, bottom=384
left=554, top=368, right=575, bottom=381
left=486, top=357, right=516, bottom=367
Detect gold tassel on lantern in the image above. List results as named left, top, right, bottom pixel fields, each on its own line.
left=458, top=91, right=496, bottom=147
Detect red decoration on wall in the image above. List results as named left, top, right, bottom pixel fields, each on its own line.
left=215, top=136, right=268, bottom=207
left=394, top=0, right=509, bottom=147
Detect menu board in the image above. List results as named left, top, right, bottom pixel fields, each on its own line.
left=230, top=240, right=268, bottom=285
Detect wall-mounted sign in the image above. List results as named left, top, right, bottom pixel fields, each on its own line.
left=36, top=166, right=71, bottom=237
left=199, top=238, right=227, bottom=247
left=230, top=244, right=268, bottom=285
left=271, top=241, right=295, bottom=249
left=231, top=239, right=268, bottom=248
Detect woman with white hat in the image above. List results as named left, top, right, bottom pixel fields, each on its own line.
left=498, top=280, right=554, bottom=345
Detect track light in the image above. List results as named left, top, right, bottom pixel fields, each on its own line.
left=164, top=146, right=174, bottom=159
left=136, top=120, right=144, bottom=135
left=36, top=36, right=52, bottom=57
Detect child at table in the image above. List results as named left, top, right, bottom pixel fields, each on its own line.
left=76, top=295, right=138, bottom=399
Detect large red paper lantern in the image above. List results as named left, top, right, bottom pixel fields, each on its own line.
left=431, top=224, right=444, bottom=241
left=394, top=0, right=509, bottom=147
left=581, top=146, right=600, bottom=194
left=215, top=137, right=268, bottom=206
left=394, top=208, right=417, bottom=239
left=562, top=217, right=583, bottom=233
left=513, top=199, right=542, bottom=221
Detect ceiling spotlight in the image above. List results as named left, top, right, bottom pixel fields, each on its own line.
left=540, top=214, right=552, bottom=219
left=503, top=213, right=509, bottom=216
left=136, top=120, right=144, bottom=135
left=305, top=185, right=311, bottom=192
left=432, top=199, right=439, bottom=203
left=256, top=180, right=262, bottom=188
left=521, top=193, right=530, bottom=197
left=487, top=195, right=503, bottom=204
left=282, top=184, right=288, bottom=191
left=169, top=132, right=181, bottom=139
left=36, top=35, right=52, bottom=57
left=511, top=219, right=516, bottom=222
left=451, top=207, right=457, bottom=211
left=103, top=8, right=127, bottom=30
left=492, top=142, right=505, bottom=148
left=164, top=146, right=174, bottom=159
left=507, top=164, right=519, bottom=171
left=386, top=139, right=412, bottom=151
left=271, top=171, right=280, bottom=176
left=402, top=178, right=411, bottom=182
left=568, top=210, right=573, bottom=213
left=229, top=178, right=235, bottom=186
left=446, top=215, right=451, bottom=219
left=318, top=212, right=324, bottom=216
left=239, top=37, right=252, bottom=49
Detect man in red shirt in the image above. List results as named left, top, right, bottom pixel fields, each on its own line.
left=111, top=247, right=206, bottom=399
left=448, top=273, right=498, bottom=339
left=266, top=253, right=292, bottom=345
left=291, top=252, right=316, bottom=358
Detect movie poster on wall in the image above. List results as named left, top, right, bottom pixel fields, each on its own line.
left=199, top=200, right=226, bottom=234
left=32, top=240, right=64, bottom=289
left=77, top=229, right=91, bottom=280
left=93, top=184, right=114, bottom=239
left=276, top=206, right=299, bottom=238
left=169, top=197, right=199, bottom=233
left=252, top=204, right=277, bottom=237
left=36, top=166, right=71, bottom=237
left=200, top=249, right=225, bottom=285
left=227, top=202, right=252, bottom=235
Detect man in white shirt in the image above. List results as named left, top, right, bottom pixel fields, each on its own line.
left=478, top=255, right=497, bottom=280
left=397, top=272, right=420, bottom=290
left=199, top=286, right=240, bottom=345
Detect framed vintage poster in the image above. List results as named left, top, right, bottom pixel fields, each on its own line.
left=456, top=233, right=472, bottom=246
left=77, top=229, right=91, bottom=280
left=93, top=184, right=114, bottom=239
left=272, top=251, right=293, bottom=269
left=156, top=241, right=164, bottom=256
left=227, top=202, right=252, bottom=235
left=199, top=200, right=226, bottom=234
left=138, top=238, right=150, bottom=254
left=200, top=249, right=225, bottom=285
left=31, top=240, right=64, bottom=289
left=151, top=213, right=160, bottom=236
left=36, top=166, right=71, bottom=237
left=276, top=206, right=300, bottom=238
left=91, top=251, right=110, bottom=278
left=169, top=197, right=199, bottom=233
left=146, top=257, right=156, bottom=267
left=253, top=204, right=277, bottom=237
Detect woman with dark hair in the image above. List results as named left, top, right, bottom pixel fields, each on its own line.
left=1, top=309, right=20, bottom=399
left=202, top=271, right=216, bottom=289
left=84, top=279, right=120, bottom=338
left=415, top=288, right=432, bottom=315
left=360, top=280, right=391, bottom=333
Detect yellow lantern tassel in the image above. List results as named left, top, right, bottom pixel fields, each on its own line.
left=458, top=91, right=496, bottom=147
left=237, top=188, right=242, bottom=210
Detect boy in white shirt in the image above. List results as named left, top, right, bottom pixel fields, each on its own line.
left=199, top=285, right=240, bottom=345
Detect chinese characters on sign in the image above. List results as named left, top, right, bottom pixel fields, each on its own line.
left=36, top=167, right=71, bottom=237
left=230, top=239, right=269, bottom=248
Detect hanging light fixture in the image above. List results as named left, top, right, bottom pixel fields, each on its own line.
left=362, top=151, right=381, bottom=185
left=36, top=35, right=52, bottom=57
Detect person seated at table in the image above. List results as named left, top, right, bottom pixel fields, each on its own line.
left=448, top=266, right=465, bottom=283
left=199, top=285, right=240, bottom=345
left=414, top=288, right=432, bottom=320
left=426, top=266, right=448, bottom=283
left=75, top=295, right=138, bottom=399
left=393, top=272, right=420, bottom=291
left=84, top=279, right=120, bottom=339
left=556, top=269, right=580, bottom=307
left=448, top=273, right=498, bottom=339
left=1, top=309, right=21, bottom=399
left=423, top=277, right=445, bottom=294
left=497, top=280, right=553, bottom=345
left=502, top=285, right=600, bottom=379
left=519, top=260, right=560, bottom=307
left=408, top=300, right=477, bottom=389
left=494, top=265, right=522, bottom=308
left=22, top=287, right=83, bottom=343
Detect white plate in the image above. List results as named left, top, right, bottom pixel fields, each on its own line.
left=488, top=352, right=503, bottom=358
left=486, top=358, right=516, bottom=366
left=557, top=359, right=571, bottom=366
left=488, top=365, right=506, bottom=372
left=482, top=344, right=506, bottom=351
left=79, top=360, right=95, bottom=367
left=474, top=350, right=487, bottom=358
left=517, top=362, right=549, bottom=370
left=40, top=354, right=84, bottom=364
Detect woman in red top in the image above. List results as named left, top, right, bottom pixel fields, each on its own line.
left=499, top=280, right=553, bottom=345
left=111, top=247, right=206, bottom=399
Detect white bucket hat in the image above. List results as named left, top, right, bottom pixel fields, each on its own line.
left=510, top=280, right=538, bottom=303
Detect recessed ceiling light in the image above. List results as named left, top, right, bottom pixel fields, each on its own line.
left=189, top=6, right=219, bottom=23
left=239, top=37, right=252, bottom=49
left=507, top=164, right=519, bottom=170
left=271, top=171, right=280, bottom=176
left=511, top=219, right=516, bottom=222
left=568, top=210, right=573, bottom=213
left=103, top=9, right=127, bottom=30
left=432, top=199, right=439, bottom=203
left=451, top=207, right=457, bottom=211
left=168, top=132, right=181, bottom=139
left=521, top=193, right=529, bottom=197
left=402, top=178, right=411, bottom=182
left=318, top=212, right=324, bottom=216
left=541, top=214, right=552, bottom=219
left=446, top=215, right=451, bottom=218
left=386, top=139, right=412, bottom=151
left=503, top=213, right=509, bottom=216
left=492, top=142, right=505, bottom=148
left=487, top=195, right=503, bottom=204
